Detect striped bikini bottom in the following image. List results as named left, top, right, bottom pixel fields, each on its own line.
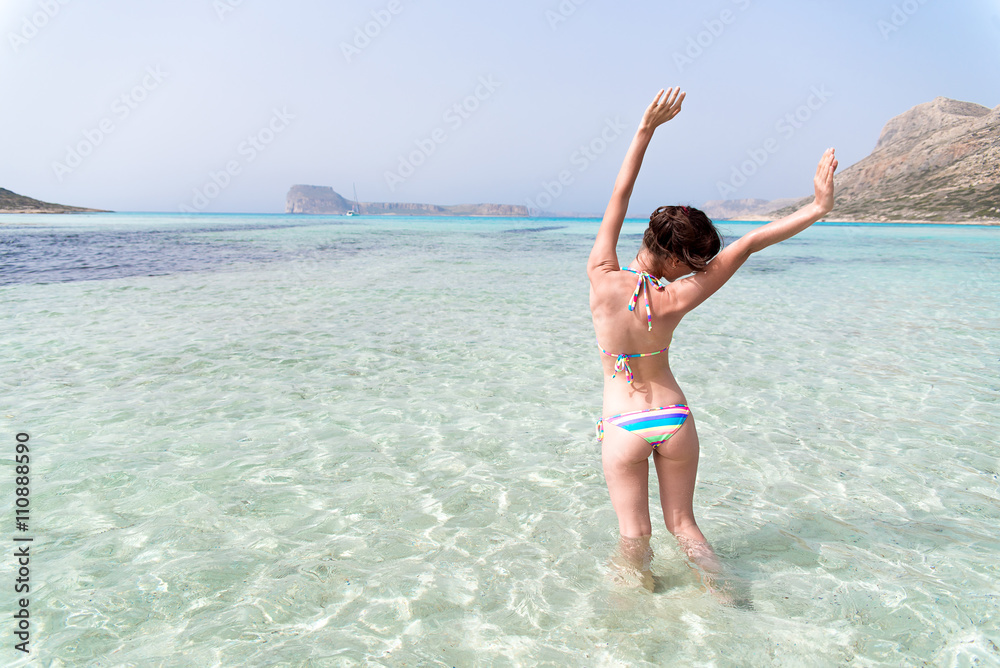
left=596, top=404, right=691, bottom=448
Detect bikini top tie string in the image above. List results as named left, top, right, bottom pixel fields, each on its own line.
left=604, top=348, right=669, bottom=385
left=626, top=269, right=670, bottom=332
left=612, top=354, right=634, bottom=385
left=598, top=267, right=670, bottom=385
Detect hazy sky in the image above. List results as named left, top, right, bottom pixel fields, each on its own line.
left=2, top=0, right=999, bottom=215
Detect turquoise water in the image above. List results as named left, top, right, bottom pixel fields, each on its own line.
left=2, top=213, right=999, bottom=666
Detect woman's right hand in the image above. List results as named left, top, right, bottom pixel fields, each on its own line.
left=813, top=147, right=838, bottom=215
left=639, top=87, right=686, bottom=132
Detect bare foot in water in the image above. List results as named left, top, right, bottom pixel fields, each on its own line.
left=675, top=535, right=753, bottom=609
left=608, top=534, right=655, bottom=592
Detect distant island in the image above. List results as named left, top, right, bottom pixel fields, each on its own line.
left=286, top=185, right=528, bottom=217
left=703, top=96, right=1000, bottom=224
left=0, top=188, right=109, bottom=214
left=11, top=93, right=998, bottom=224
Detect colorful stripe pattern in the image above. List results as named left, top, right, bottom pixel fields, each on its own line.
left=596, top=405, right=691, bottom=447
left=598, top=266, right=671, bottom=384
left=623, top=267, right=669, bottom=332
left=600, top=348, right=669, bottom=385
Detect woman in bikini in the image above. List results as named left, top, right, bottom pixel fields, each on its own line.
left=589, top=87, right=838, bottom=589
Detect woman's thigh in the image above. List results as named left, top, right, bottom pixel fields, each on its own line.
left=601, top=426, right=655, bottom=537
left=651, top=413, right=701, bottom=530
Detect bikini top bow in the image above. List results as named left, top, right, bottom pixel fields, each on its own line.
left=606, top=349, right=665, bottom=385
left=625, top=268, right=670, bottom=332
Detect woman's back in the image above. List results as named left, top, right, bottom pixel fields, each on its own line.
left=590, top=264, right=689, bottom=408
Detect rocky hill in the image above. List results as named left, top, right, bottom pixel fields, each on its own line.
left=704, top=96, right=1000, bottom=223
left=286, top=185, right=528, bottom=217
left=0, top=188, right=108, bottom=214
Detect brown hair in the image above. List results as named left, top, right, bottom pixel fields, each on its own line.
left=642, top=205, right=723, bottom=272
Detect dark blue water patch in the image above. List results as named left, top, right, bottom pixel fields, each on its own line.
left=136, top=221, right=331, bottom=235
left=744, top=255, right=825, bottom=273
left=500, top=226, right=568, bottom=234
left=0, top=226, right=367, bottom=286
left=20, top=217, right=355, bottom=236
left=490, top=233, right=588, bottom=259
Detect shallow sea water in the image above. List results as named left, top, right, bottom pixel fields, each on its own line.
left=2, top=213, right=999, bottom=666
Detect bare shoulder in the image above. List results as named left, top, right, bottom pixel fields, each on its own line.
left=587, top=262, right=623, bottom=296
left=587, top=270, right=621, bottom=306
left=663, top=236, right=755, bottom=313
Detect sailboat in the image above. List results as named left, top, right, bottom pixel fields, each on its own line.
left=346, top=183, right=360, bottom=216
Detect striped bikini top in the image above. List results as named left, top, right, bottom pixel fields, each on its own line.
left=599, top=267, right=670, bottom=385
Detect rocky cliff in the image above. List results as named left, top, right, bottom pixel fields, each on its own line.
left=0, top=188, right=108, bottom=214
left=286, top=185, right=528, bottom=217
left=704, top=97, right=1000, bottom=223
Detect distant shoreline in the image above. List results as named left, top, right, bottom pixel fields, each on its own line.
left=0, top=209, right=109, bottom=215
left=714, top=218, right=1000, bottom=226
left=1, top=211, right=998, bottom=227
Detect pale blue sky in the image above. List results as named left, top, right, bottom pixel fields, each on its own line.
left=2, top=0, right=998, bottom=215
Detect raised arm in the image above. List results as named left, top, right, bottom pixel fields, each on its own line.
left=741, top=148, right=839, bottom=253
left=669, top=148, right=839, bottom=312
left=587, top=88, right=686, bottom=278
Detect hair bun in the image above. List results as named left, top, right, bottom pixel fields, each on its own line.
left=643, top=206, right=723, bottom=272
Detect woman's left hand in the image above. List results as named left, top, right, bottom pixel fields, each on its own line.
left=813, top=147, right=838, bottom=215
left=639, top=87, right=686, bottom=132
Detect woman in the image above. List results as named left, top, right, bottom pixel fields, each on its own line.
left=588, top=87, right=837, bottom=589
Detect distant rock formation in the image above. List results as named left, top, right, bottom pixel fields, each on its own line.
left=286, top=185, right=528, bottom=217
left=704, top=97, right=1000, bottom=223
left=701, top=197, right=799, bottom=222
left=0, top=188, right=108, bottom=214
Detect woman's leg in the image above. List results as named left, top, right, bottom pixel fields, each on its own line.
left=651, top=414, right=722, bottom=573
left=652, top=418, right=752, bottom=607
left=602, top=428, right=656, bottom=589
left=601, top=427, right=654, bottom=539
